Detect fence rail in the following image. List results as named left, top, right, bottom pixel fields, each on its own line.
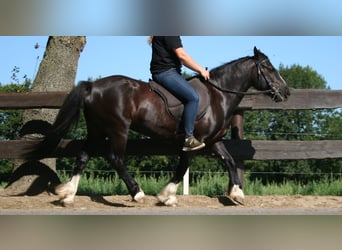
left=1, top=89, right=342, bottom=160
left=1, top=139, right=342, bottom=160
left=1, top=89, right=342, bottom=110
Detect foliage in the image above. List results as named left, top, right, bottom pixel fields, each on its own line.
left=0, top=81, right=32, bottom=182
left=0, top=81, right=31, bottom=140
left=244, top=64, right=342, bottom=183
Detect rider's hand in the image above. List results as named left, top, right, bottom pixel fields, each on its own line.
left=200, top=68, right=210, bottom=81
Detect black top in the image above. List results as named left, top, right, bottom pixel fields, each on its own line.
left=150, top=36, right=183, bottom=75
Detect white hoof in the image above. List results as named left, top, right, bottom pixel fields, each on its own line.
left=133, top=190, right=145, bottom=203
left=54, top=175, right=80, bottom=206
left=164, top=196, right=178, bottom=207
left=157, top=182, right=179, bottom=206
left=55, top=183, right=74, bottom=199
left=55, top=185, right=76, bottom=206
left=60, top=196, right=75, bottom=207
left=156, top=193, right=168, bottom=203
left=228, top=185, right=245, bottom=205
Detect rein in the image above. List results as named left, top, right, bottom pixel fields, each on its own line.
left=205, top=58, right=276, bottom=96
left=206, top=79, right=272, bottom=95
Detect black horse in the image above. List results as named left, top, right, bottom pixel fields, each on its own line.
left=26, top=47, right=290, bottom=206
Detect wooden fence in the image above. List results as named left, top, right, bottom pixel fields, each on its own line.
left=1, top=89, right=342, bottom=193
left=1, top=89, right=342, bottom=159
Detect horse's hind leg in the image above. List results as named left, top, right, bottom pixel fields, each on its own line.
left=107, top=136, right=145, bottom=202
left=107, top=151, right=145, bottom=202
left=157, top=151, right=194, bottom=206
left=55, top=149, right=90, bottom=206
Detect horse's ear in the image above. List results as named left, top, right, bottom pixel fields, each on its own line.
left=253, top=46, right=266, bottom=60
left=253, top=46, right=260, bottom=57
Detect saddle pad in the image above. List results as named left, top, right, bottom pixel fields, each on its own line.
left=149, top=79, right=210, bottom=121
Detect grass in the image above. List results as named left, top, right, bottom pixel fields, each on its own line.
left=56, top=171, right=342, bottom=196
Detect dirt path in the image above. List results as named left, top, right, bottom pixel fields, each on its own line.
left=1, top=188, right=342, bottom=215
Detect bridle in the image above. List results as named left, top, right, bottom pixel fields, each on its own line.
left=255, top=59, right=285, bottom=101
left=206, top=58, right=284, bottom=100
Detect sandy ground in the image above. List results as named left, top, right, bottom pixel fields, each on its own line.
left=1, top=188, right=342, bottom=215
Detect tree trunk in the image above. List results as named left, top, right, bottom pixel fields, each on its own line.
left=6, top=36, right=86, bottom=195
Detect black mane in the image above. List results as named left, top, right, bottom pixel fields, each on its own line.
left=186, top=56, right=254, bottom=82
left=210, top=56, right=253, bottom=80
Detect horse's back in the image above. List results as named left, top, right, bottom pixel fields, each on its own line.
left=87, top=75, right=148, bottom=99
left=84, top=75, right=152, bottom=116
left=92, top=75, right=147, bottom=89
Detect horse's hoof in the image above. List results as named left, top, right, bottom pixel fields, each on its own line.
left=156, top=194, right=177, bottom=207
left=228, top=195, right=245, bottom=206
left=227, top=185, right=245, bottom=206
left=133, top=190, right=145, bottom=203
left=55, top=183, right=71, bottom=199
left=134, top=197, right=145, bottom=204
left=164, top=196, right=178, bottom=207
left=157, top=193, right=167, bottom=203
left=60, top=199, right=74, bottom=208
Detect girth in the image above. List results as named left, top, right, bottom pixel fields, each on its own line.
left=149, top=79, right=210, bottom=121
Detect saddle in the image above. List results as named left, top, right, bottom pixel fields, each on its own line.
left=149, top=79, right=210, bottom=121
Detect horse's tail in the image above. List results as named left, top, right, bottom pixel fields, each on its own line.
left=25, top=81, right=92, bottom=159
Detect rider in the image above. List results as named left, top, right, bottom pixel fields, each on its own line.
left=149, top=36, right=210, bottom=151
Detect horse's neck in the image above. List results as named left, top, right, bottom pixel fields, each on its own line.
left=217, top=59, right=255, bottom=117
left=220, top=58, right=255, bottom=93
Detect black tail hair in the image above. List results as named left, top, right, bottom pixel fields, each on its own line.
left=24, top=81, right=92, bottom=159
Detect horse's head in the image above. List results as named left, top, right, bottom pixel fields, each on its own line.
left=253, top=47, right=290, bottom=102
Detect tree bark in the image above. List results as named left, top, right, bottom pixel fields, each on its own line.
left=6, top=36, right=86, bottom=195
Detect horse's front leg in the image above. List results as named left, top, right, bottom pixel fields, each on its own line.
left=55, top=150, right=89, bottom=206
left=157, top=151, right=194, bottom=206
left=211, top=141, right=245, bottom=205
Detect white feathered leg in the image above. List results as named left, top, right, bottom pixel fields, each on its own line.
left=157, top=182, right=179, bottom=207
left=55, top=175, right=81, bottom=206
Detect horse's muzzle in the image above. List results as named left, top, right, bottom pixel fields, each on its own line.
left=272, top=86, right=290, bottom=102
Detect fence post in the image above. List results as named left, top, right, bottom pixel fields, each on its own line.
left=231, top=110, right=245, bottom=188
left=183, top=168, right=189, bottom=195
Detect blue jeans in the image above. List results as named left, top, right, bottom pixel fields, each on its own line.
left=153, top=68, right=199, bottom=136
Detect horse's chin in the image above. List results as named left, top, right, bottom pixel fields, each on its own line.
left=270, top=91, right=288, bottom=102
left=274, top=95, right=286, bottom=102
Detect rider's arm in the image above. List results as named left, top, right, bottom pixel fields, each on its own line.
left=173, top=47, right=210, bottom=80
